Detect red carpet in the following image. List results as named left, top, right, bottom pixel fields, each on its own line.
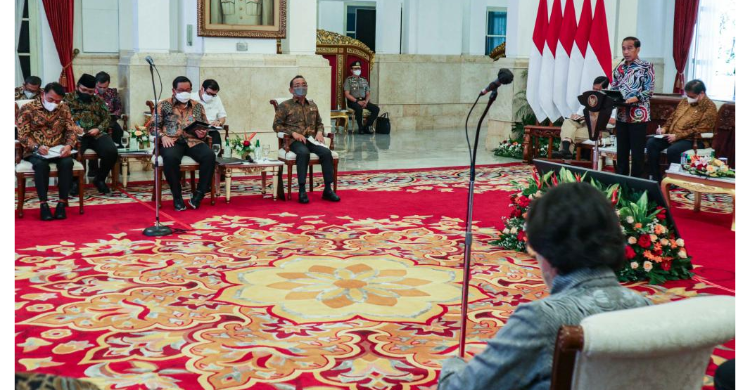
left=15, top=165, right=734, bottom=389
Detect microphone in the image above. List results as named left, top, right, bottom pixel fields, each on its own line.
left=480, top=68, right=514, bottom=96
left=145, top=56, right=155, bottom=66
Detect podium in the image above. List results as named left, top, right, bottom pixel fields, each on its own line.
left=577, top=90, right=628, bottom=170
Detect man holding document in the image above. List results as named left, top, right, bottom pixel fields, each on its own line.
left=156, top=76, right=215, bottom=211
left=273, top=75, right=340, bottom=204
left=17, top=82, right=81, bottom=221
left=645, top=79, right=717, bottom=181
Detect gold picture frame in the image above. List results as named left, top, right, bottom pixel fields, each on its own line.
left=198, top=0, right=287, bottom=39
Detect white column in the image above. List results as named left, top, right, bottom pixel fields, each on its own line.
left=376, top=0, right=403, bottom=54
left=287, top=0, right=317, bottom=55
left=118, top=0, right=134, bottom=52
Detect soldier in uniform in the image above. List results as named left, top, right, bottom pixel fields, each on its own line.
left=344, top=61, right=380, bottom=134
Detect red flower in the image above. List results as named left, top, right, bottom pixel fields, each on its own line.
left=656, top=207, right=667, bottom=220
left=243, top=140, right=251, bottom=146
left=637, top=235, right=651, bottom=249
left=611, top=187, right=619, bottom=206
left=510, top=208, right=521, bottom=218
left=625, top=245, right=636, bottom=259
left=516, top=196, right=531, bottom=208
left=517, top=230, right=526, bottom=242
left=532, top=170, right=541, bottom=188
left=551, top=174, right=559, bottom=186
left=661, top=260, right=672, bottom=271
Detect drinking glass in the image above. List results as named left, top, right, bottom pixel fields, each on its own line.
left=121, top=136, right=129, bottom=149
left=212, top=144, right=222, bottom=157
left=262, top=144, right=270, bottom=160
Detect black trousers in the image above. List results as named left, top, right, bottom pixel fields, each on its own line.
left=714, top=359, right=734, bottom=390
left=209, top=130, right=222, bottom=152
left=646, top=137, right=701, bottom=181
left=109, top=116, right=124, bottom=147
left=290, top=140, right=334, bottom=190
left=81, top=134, right=118, bottom=182
left=25, top=155, right=74, bottom=202
left=347, top=99, right=380, bottom=130
left=160, top=140, right=215, bottom=198
left=615, top=121, right=648, bottom=177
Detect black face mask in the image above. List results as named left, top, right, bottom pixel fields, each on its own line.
left=77, top=90, right=93, bottom=103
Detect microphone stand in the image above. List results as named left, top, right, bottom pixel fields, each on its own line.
left=143, top=60, right=172, bottom=237
left=458, top=89, right=498, bottom=358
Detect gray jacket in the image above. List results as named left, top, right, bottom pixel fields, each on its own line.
left=438, top=266, right=651, bottom=390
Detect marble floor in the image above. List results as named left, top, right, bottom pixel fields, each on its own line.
left=333, top=128, right=516, bottom=171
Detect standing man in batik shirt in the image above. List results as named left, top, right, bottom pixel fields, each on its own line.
left=344, top=61, right=379, bottom=134
left=95, top=71, right=125, bottom=148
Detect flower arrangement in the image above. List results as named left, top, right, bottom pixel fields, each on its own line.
left=491, top=167, right=693, bottom=284
left=229, top=133, right=257, bottom=158
left=494, top=140, right=524, bottom=159
left=683, top=155, right=735, bottom=179
left=130, top=126, right=151, bottom=148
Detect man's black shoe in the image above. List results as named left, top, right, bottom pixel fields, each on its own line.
left=94, top=179, right=111, bottom=194
left=298, top=191, right=310, bottom=204
left=54, top=202, right=67, bottom=220
left=189, top=191, right=205, bottom=209
left=174, top=197, right=187, bottom=211
left=551, top=150, right=573, bottom=160
left=322, top=188, right=340, bottom=202
left=40, top=203, right=54, bottom=221
left=69, top=181, right=79, bottom=197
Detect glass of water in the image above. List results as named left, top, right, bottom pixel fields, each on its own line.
left=121, top=136, right=129, bottom=149
left=212, top=144, right=221, bottom=157
left=262, top=144, right=270, bottom=160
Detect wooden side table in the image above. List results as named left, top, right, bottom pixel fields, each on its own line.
left=213, top=160, right=284, bottom=204
left=661, top=171, right=735, bottom=231
left=114, top=149, right=152, bottom=188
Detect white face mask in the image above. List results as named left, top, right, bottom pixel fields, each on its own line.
left=353, top=69, right=362, bottom=76
left=175, top=92, right=191, bottom=103
left=686, top=96, right=699, bottom=104
left=201, top=93, right=214, bottom=103
left=42, top=99, right=58, bottom=112
left=24, top=90, right=36, bottom=99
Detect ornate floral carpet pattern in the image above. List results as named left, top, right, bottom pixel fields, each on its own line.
left=15, top=164, right=734, bottom=389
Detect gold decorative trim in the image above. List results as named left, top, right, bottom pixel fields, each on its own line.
left=198, top=0, right=287, bottom=39
left=336, top=55, right=344, bottom=108
left=489, top=42, right=506, bottom=60
left=316, top=30, right=374, bottom=56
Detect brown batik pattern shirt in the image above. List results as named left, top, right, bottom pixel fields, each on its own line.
left=15, top=86, right=42, bottom=102
left=17, top=100, right=79, bottom=157
left=272, top=98, right=324, bottom=137
left=156, top=98, right=208, bottom=148
left=662, top=97, right=718, bottom=141
left=63, top=92, right=111, bottom=140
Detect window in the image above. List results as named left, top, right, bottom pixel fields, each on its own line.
left=345, top=3, right=376, bottom=51
left=485, top=8, right=507, bottom=56
left=687, top=0, right=735, bottom=101
left=18, top=0, right=31, bottom=80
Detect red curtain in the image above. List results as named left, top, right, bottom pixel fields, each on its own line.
left=672, top=0, right=700, bottom=94
left=322, top=54, right=338, bottom=109
left=42, top=0, right=75, bottom=91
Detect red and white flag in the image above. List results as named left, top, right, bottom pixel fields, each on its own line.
left=552, top=0, right=577, bottom=118
left=527, top=0, right=548, bottom=122
left=578, top=0, right=612, bottom=96
left=566, top=0, right=592, bottom=113
left=538, top=0, right=563, bottom=121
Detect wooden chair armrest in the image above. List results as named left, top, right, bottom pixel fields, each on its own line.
left=282, top=134, right=292, bottom=152
left=326, top=132, right=335, bottom=151
left=75, top=140, right=83, bottom=162
left=524, top=125, right=562, bottom=132
left=550, top=325, right=584, bottom=390
left=15, top=141, right=23, bottom=164
left=223, top=125, right=229, bottom=141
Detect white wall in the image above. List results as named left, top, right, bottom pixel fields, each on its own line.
left=401, top=0, right=463, bottom=55
left=81, top=0, right=119, bottom=53
left=318, top=0, right=345, bottom=34
left=375, top=0, right=402, bottom=54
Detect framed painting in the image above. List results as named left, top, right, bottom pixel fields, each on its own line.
left=198, top=0, right=287, bottom=38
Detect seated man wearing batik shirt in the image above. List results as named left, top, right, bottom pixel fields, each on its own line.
left=95, top=71, right=125, bottom=148
left=15, top=76, right=42, bottom=102
left=15, top=76, right=44, bottom=139
left=646, top=79, right=717, bottom=181
left=273, top=75, right=340, bottom=204
left=17, top=82, right=81, bottom=221
left=64, top=73, right=118, bottom=196
left=190, top=79, right=226, bottom=149
left=157, top=76, right=215, bottom=211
